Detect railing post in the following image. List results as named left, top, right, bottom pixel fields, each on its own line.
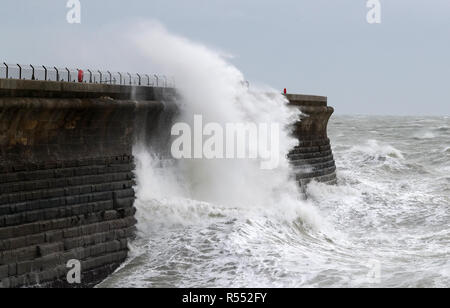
left=54, top=67, right=59, bottom=81
left=137, top=73, right=141, bottom=86
left=3, top=63, right=8, bottom=79
left=17, top=64, right=22, bottom=79
left=7, top=64, right=176, bottom=88
left=87, top=69, right=92, bottom=83
left=30, top=65, right=35, bottom=80
left=42, top=66, right=47, bottom=81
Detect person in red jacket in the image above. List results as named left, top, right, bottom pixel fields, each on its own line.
left=78, top=69, right=84, bottom=83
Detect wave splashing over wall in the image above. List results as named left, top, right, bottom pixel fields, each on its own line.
left=99, top=25, right=449, bottom=288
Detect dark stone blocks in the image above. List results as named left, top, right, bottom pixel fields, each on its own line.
left=0, top=89, right=174, bottom=288
left=286, top=95, right=337, bottom=188
left=0, top=155, right=136, bottom=288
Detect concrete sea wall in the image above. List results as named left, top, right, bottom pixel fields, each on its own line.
left=0, top=79, right=173, bottom=287
left=286, top=94, right=337, bottom=187
left=0, top=79, right=335, bottom=288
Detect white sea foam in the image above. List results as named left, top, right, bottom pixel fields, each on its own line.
left=413, top=130, right=436, bottom=140
left=124, top=21, right=334, bottom=238
left=349, top=139, right=404, bottom=160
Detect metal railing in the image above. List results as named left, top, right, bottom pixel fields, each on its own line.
left=0, top=62, right=175, bottom=88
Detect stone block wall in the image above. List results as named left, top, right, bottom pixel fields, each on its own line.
left=0, top=79, right=170, bottom=287
left=286, top=94, right=337, bottom=187
left=0, top=79, right=335, bottom=287
left=0, top=156, right=136, bottom=287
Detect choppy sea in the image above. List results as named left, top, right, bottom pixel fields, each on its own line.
left=99, top=115, right=449, bottom=288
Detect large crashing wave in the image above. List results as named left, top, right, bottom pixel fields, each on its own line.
left=128, top=21, right=330, bottom=233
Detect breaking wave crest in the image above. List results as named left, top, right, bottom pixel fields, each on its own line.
left=349, top=139, right=404, bottom=160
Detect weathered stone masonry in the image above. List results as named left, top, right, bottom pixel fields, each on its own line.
left=0, top=79, right=172, bottom=287
left=286, top=94, right=337, bottom=187
left=0, top=79, right=335, bottom=288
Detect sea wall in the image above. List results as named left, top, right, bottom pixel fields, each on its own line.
left=0, top=79, right=173, bottom=288
left=0, top=78, right=334, bottom=288
left=286, top=94, right=337, bottom=187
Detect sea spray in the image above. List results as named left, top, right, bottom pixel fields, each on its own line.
left=128, top=21, right=328, bottom=232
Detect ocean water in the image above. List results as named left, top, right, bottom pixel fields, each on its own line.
left=99, top=115, right=450, bottom=288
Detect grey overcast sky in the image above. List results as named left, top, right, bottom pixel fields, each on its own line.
left=0, top=0, right=449, bottom=115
